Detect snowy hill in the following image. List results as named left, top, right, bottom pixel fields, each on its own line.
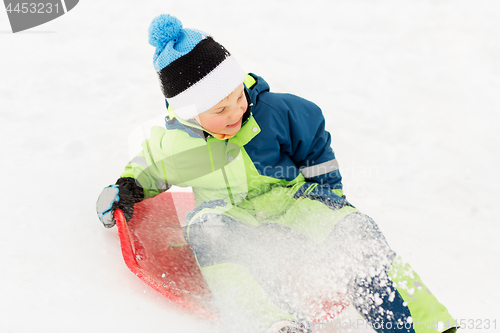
left=1, top=0, right=499, bottom=332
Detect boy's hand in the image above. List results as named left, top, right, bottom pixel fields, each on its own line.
left=96, top=177, right=144, bottom=228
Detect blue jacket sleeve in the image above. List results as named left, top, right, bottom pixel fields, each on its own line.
left=277, top=94, right=343, bottom=190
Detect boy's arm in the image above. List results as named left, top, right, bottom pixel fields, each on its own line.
left=97, top=127, right=174, bottom=228
left=120, top=127, right=171, bottom=199
left=279, top=95, right=343, bottom=196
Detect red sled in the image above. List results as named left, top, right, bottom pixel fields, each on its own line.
left=114, top=191, right=217, bottom=319
left=114, top=191, right=349, bottom=324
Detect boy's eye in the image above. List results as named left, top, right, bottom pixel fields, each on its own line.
left=217, top=108, right=225, bottom=114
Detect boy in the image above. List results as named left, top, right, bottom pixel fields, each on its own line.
left=97, top=14, right=457, bottom=333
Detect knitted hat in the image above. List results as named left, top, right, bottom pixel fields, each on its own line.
left=148, top=14, right=245, bottom=119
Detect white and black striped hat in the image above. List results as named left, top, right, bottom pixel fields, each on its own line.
left=148, top=14, right=245, bottom=119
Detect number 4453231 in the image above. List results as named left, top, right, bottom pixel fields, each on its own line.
left=5, top=2, right=60, bottom=14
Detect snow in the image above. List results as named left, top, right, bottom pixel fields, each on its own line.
left=1, top=0, right=499, bottom=332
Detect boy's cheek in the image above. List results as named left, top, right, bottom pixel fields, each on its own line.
left=205, top=118, right=226, bottom=132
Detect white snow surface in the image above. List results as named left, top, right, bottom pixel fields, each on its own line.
left=1, top=0, right=499, bottom=332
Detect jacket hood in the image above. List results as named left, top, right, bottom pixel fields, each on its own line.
left=245, top=73, right=270, bottom=106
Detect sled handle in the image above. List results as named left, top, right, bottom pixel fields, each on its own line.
left=114, top=209, right=139, bottom=270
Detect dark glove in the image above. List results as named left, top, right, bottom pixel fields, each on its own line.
left=96, top=177, right=144, bottom=228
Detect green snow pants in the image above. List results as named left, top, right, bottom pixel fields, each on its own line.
left=184, top=183, right=456, bottom=333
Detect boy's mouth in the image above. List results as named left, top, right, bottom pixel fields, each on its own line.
left=226, top=118, right=242, bottom=128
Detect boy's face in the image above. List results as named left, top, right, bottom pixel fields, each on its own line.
left=195, top=84, right=247, bottom=135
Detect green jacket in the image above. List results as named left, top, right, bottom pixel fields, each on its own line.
left=121, top=73, right=345, bottom=209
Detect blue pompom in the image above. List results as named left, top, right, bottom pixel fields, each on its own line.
left=148, top=14, right=183, bottom=49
